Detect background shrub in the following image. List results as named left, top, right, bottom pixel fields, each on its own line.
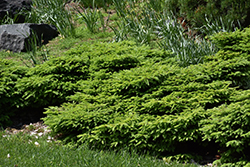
left=166, top=0, right=250, bottom=29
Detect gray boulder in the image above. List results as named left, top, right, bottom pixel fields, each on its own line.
left=0, top=23, right=59, bottom=52
left=0, top=0, right=32, bottom=23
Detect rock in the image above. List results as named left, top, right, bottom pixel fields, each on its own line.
left=0, top=23, right=59, bottom=52
left=0, top=0, right=32, bottom=23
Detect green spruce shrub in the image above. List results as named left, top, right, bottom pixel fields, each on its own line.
left=0, top=59, right=28, bottom=127
left=43, top=32, right=250, bottom=164
left=200, top=96, right=250, bottom=165
left=209, top=27, right=250, bottom=53
left=15, top=55, right=90, bottom=108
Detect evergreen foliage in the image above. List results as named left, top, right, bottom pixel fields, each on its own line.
left=15, top=55, right=89, bottom=108
left=2, top=26, right=250, bottom=165
left=42, top=28, right=250, bottom=164
left=0, top=60, right=28, bottom=127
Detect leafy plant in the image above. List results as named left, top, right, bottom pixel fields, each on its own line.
left=15, top=54, right=90, bottom=109
left=75, top=6, right=100, bottom=33
left=209, top=27, right=250, bottom=52
left=110, top=20, right=129, bottom=42
left=110, top=0, right=217, bottom=66
left=75, top=2, right=110, bottom=33
left=166, top=0, right=249, bottom=30
left=196, top=15, right=242, bottom=36
left=155, top=12, right=217, bottom=67
left=23, top=30, right=49, bottom=67
left=0, top=11, right=23, bottom=25
left=25, top=0, right=75, bottom=37
left=112, top=0, right=157, bottom=44
left=76, top=0, right=113, bottom=9
left=2, top=1, right=250, bottom=165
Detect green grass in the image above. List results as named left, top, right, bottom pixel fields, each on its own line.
left=0, top=131, right=198, bottom=167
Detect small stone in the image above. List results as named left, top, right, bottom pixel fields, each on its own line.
left=34, top=142, right=40, bottom=146
left=30, top=132, right=36, bottom=136
left=38, top=132, right=43, bottom=136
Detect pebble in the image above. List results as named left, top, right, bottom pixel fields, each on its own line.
left=3, top=121, right=53, bottom=142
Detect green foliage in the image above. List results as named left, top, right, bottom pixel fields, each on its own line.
left=76, top=0, right=113, bottom=8
left=42, top=33, right=250, bottom=164
left=155, top=12, right=217, bottom=67
left=110, top=0, right=217, bottom=67
left=75, top=2, right=110, bottom=33
left=0, top=50, right=90, bottom=127
left=1, top=131, right=181, bottom=167
left=209, top=27, right=250, bottom=53
left=3, top=26, right=250, bottom=165
left=15, top=55, right=89, bottom=108
left=1, top=41, right=169, bottom=127
left=0, top=10, right=26, bottom=25
left=23, top=30, right=50, bottom=67
left=200, top=98, right=250, bottom=164
left=207, top=27, right=250, bottom=89
left=166, top=0, right=250, bottom=29
left=75, top=6, right=100, bottom=33
left=25, top=0, right=75, bottom=37
left=44, top=50, right=249, bottom=155
left=163, top=154, right=202, bottom=164
left=0, top=59, right=28, bottom=127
